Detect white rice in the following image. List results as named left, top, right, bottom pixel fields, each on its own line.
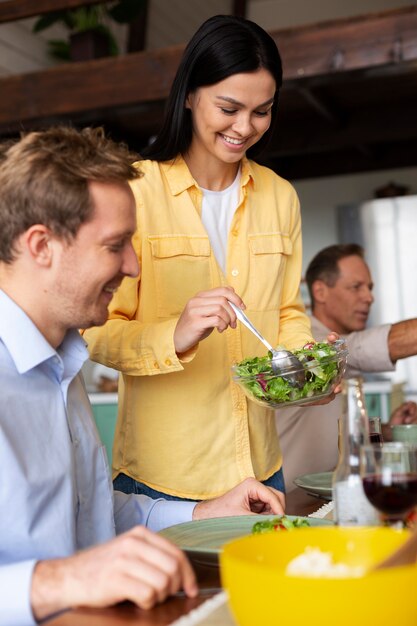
left=285, top=547, right=365, bottom=578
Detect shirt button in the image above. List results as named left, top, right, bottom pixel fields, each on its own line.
left=153, top=362, right=159, bottom=369
left=231, top=230, right=238, bottom=237
left=231, top=269, right=239, bottom=277
left=165, top=359, right=172, bottom=366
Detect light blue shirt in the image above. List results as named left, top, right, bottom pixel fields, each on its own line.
left=0, top=290, right=195, bottom=626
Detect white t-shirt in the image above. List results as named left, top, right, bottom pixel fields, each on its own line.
left=200, top=169, right=241, bottom=272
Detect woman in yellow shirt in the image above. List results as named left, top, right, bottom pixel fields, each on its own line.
left=84, top=15, right=313, bottom=501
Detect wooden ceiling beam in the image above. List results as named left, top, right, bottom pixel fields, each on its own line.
left=354, top=144, right=374, bottom=159
left=0, top=6, right=416, bottom=130
left=270, top=101, right=417, bottom=158
left=0, top=0, right=103, bottom=23
left=275, top=6, right=417, bottom=81
left=268, top=140, right=417, bottom=181
left=0, top=46, right=184, bottom=130
left=293, top=86, right=342, bottom=126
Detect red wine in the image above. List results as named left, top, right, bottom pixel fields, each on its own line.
left=369, top=432, right=383, bottom=444
left=363, top=473, right=417, bottom=515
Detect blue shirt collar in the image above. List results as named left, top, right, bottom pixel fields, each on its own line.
left=0, top=289, right=88, bottom=375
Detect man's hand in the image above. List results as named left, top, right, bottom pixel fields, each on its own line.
left=31, top=526, right=197, bottom=621
left=381, top=401, right=417, bottom=441
left=173, top=287, right=245, bottom=355
left=192, top=477, right=285, bottom=520
left=389, top=401, right=417, bottom=426
left=326, top=331, right=340, bottom=344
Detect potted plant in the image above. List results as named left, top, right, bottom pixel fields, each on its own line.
left=33, top=1, right=146, bottom=61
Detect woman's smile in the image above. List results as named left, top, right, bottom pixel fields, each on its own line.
left=185, top=68, right=276, bottom=172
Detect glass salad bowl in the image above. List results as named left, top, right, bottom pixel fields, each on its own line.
left=231, top=340, right=348, bottom=409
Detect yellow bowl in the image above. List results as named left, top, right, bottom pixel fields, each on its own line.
left=220, top=527, right=417, bottom=626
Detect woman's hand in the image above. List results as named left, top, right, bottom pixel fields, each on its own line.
left=174, top=286, right=245, bottom=355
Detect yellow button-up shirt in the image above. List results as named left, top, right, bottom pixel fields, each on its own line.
left=83, top=156, right=312, bottom=499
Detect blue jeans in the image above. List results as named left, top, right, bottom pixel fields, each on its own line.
left=113, top=467, right=285, bottom=501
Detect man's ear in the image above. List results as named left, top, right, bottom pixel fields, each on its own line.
left=23, top=225, right=54, bottom=267
left=311, top=279, right=328, bottom=305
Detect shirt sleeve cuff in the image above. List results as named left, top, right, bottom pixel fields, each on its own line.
left=346, top=324, right=394, bottom=374
left=177, top=343, right=199, bottom=363
left=0, top=560, right=37, bottom=626
left=140, top=318, right=185, bottom=373
left=145, top=500, right=196, bottom=533
left=113, top=491, right=196, bottom=534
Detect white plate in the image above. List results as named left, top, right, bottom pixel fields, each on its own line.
left=294, top=472, right=333, bottom=500
left=159, top=514, right=332, bottom=566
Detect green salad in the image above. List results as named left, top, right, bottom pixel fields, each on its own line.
left=233, top=341, right=343, bottom=405
left=252, top=516, right=310, bottom=534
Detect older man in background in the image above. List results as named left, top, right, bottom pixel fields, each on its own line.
left=278, top=243, right=417, bottom=490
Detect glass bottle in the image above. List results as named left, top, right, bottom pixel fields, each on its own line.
left=333, top=377, right=379, bottom=526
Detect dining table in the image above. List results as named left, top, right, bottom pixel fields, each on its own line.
left=48, top=488, right=326, bottom=626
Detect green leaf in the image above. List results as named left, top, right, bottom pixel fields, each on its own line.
left=47, top=39, right=71, bottom=61
left=267, top=376, right=293, bottom=402
left=252, top=516, right=310, bottom=534
left=72, top=6, right=103, bottom=31
left=33, top=1, right=143, bottom=59
left=32, top=11, right=68, bottom=33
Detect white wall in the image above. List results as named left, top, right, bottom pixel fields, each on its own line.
left=147, top=0, right=232, bottom=49
left=293, top=166, right=417, bottom=275
left=0, top=16, right=127, bottom=76
left=0, top=18, right=57, bottom=76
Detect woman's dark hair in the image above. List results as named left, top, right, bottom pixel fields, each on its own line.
left=141, top=14, right=283, bottom=161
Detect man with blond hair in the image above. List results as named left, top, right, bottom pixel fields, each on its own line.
left=0, top=126, right=284, bottom=625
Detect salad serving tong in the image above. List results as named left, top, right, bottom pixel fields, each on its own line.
left=228, top=301, right=306, bottom=389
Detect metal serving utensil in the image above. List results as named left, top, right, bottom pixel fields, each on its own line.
left=228, top=301, right=306, bottom=389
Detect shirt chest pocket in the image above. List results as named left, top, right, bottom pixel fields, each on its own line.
left=246, top=234, right=293, bottom=311
left=149, top=236, right=212, bottom=316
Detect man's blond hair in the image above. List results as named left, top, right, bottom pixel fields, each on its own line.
left=0, top=126, right=141, bottom=263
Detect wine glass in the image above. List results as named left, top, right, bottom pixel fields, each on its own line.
left=360, top=442, right=417, bottom=527
left=369, top=415, right=383, bottom=444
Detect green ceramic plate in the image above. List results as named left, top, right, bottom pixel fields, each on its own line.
left=159, top=514, right=332, bottom=566
left=293, top=472, right=333, bottom=501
